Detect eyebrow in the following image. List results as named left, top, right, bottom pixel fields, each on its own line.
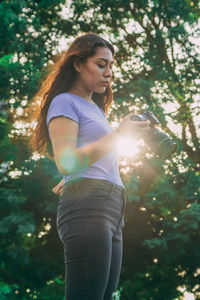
left=97, top=58, right=114, bottom=64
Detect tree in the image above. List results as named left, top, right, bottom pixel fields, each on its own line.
left=1, top=0, right=199, bottom=298
left=0, top=0, right=67, bottom=298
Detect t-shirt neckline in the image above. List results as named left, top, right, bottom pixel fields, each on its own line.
left=66, top=92, right=97, bottom=106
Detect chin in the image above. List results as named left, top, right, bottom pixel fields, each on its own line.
left=94, top=87, right=108, bottom=94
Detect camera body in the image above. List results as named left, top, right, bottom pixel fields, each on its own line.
left=131, top=111, right=177, bottom=160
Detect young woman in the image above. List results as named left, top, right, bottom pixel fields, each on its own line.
left=31, top=33, right=150, bottom=300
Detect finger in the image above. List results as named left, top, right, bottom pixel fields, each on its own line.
left=52, top=184, right=59, bottom=190
left=59, top=179, right=64, bottom=186
left=53, top=179, right=64, bottom=190
left=58, top=190, right=62, bottom=196
left=55, top=189, right=60, bottom=195
left=53, top=186, right=60, bottom=193
left=129, top=120, right=150, bottom=127
left=138, top=128, right=151, bottom=135
left=58, top=181, right=64, bottom=188
left=134, top=120, right=151, bottom=127
left=58, top=190, right=63, bottom=196
left=53, top=190, right=58, bottom=195
left=57, top=185, right=63, bottom=194
left=127, top=113, right=135, bottom=117
left=58, top=187, right=63, bottom=194
left=140, top=128, right=151, bottom=134
left=55, top=184, right=61, bottom=190
left=125, top=112, right=137, bottom=119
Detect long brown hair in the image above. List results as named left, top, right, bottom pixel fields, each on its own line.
left=27, top=33, right=115, bottom=158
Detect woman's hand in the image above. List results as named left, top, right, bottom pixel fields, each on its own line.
left=52, top=178, right=65, bottom=196
left=117, top=112, right=151, bottom=139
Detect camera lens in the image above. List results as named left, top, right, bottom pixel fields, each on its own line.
left=156, top=136, right=177, bottom=159
left=144, top=128, right=177, bottom=159
left=131, top=112, right=177, bottom=159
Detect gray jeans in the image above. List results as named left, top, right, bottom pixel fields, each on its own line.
left=57, top=177, right=126, bottom=300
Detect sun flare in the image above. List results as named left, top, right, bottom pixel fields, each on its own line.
left=117, top=137, right=141, bottom=157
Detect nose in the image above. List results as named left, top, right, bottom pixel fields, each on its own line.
left=104, top=66, right=112, bottom=79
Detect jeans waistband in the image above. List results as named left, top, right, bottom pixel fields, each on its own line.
left=64, top=177, right=125, bottom=196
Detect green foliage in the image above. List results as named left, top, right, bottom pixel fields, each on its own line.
left=124, top=175, right=140, bottom=203
left=1, top=0, right=199, bottom=298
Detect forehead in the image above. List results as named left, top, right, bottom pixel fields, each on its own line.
left=91, top=47, right=113, bottom=62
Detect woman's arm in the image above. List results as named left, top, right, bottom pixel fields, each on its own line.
left=48, top=114, right=150, bottom=176
left=48, top=116, right=119, bottom=175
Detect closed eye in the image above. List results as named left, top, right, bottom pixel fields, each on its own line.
left=98, top=64, right=105, bottom=68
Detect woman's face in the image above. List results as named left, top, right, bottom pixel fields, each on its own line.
left=75, top=46, right=114, bottom=94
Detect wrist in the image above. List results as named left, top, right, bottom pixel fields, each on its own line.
left=113, top=126, right=121, bottom=138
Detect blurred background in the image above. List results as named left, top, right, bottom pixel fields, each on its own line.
left=0, top=0, right=199, bottom=299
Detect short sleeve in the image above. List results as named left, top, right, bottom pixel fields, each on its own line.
left=46, top=94, right=80, bottom=127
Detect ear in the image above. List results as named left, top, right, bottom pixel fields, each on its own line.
left=73, top=58, right=82, bottom=73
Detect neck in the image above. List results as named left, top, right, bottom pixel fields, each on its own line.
left=68, top=84, right=93, bottom=102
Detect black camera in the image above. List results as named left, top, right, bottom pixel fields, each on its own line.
left=131, top=111, right=177, bottom=160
